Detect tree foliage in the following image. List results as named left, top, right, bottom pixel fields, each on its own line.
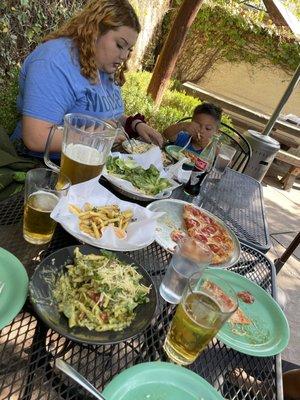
left=0, top=0, right=85, bottom=83
left=145, top=0, right=300, bottom=80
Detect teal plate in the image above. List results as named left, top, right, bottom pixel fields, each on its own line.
left=215, top=269, right=290, bottom=357
left=165, top=145, right=199, bottom=167
left=0, top=247, right=29, bottom=330
left=103, top=362, right=224, bottom=400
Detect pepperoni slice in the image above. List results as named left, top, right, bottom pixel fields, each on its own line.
left=185, top=218, right=199, bottom=230
left=237, top=291, right=255, bottom=304
left=201, top=225, right=217, bottom=236
left=208, top=243, right=223, bottom=254
left=192, top=231, right=208, bottom=243
left=171, top=230, right=187, bottom=243
left=211, top=235, right=223, bottom=242
left=185, top=205, right=201, bottom=218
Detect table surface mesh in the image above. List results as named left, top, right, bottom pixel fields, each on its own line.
left=0, top=185, right=278, bottom=400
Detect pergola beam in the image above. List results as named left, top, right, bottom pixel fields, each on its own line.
left=262, top=0, right=289, bottom=27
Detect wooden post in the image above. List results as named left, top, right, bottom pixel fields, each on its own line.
left=147, top=0, right=204, bottom=106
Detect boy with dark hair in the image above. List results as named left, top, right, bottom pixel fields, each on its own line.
left=163, top=102, right=222, bottom=153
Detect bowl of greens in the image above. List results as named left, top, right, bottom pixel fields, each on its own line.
left=103, top=156, right=179, bottom=201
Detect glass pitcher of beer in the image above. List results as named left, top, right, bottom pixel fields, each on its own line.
left=44, top=114, right=117, bottom=185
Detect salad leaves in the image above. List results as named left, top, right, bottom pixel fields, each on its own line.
left=106, top=156, right=172, bottom=196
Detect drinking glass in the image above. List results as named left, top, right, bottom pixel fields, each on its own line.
left=23, top=168, right=71, bottom=244
left=44, top=113, right=117, bottom=185
left=159, top=238, right=212, bottom=304
left=163, top=270, right=238, bottom=365
left=214, top=144, right=236, bottom=173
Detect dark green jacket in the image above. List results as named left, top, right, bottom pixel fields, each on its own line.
left=0, top=127, right=39, bottom=201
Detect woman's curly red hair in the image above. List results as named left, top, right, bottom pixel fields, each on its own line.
left=43, top=0, right=140, bottom=85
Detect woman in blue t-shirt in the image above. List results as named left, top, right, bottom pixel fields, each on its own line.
left=163, top=103, right=222, bottom=154
left=12, top=0, right=163, bottom=158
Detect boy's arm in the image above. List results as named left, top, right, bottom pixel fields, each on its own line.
left=163, top=122, right=192, bottom=142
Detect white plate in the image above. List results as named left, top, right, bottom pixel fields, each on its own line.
left=60, top=223, right=155, bottom=252
left=146, top=199, right=241, bottom=268
left=122, top=140, right=155, bottom=154
left=51, top=177, right=163, bottom=251
left=103, top=169, right=180, bottom=202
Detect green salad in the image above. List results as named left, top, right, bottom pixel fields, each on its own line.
left=53, top=248, right=150, bottom=332
left=106, top=156, right=172, bottom=196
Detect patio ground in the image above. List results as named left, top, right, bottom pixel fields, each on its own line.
left=262, top=161, right=300, bottom=366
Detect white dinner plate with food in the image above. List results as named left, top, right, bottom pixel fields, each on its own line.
left=51, top=177, right=163, bottom=251
left=29, top=245, right=157, bottom=345
left=147, top=199, right=240, bottom=268
left=103, top=155, right=180, bottom=202
left=122, top=139, right=155, bottom=154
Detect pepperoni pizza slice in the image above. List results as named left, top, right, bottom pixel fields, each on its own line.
left=203, top=280, right=251, bottom=325
left=182, top=204, right=234, bottom=264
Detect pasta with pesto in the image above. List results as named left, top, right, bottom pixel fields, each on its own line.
left=53, top=248, right=150, bottom=332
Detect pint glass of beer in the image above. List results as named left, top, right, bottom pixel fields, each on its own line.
left=163, top=270, right=238, bottom=365
left=23, top=168, right=71, bottom=245
left=44, top=114, right=117, bottom=185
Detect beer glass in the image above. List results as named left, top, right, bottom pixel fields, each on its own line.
left=23, top=168, right=71, bottom=245
left=163, top=270, right=238, bottom=365
left=44, top=114, right=117, bottom=185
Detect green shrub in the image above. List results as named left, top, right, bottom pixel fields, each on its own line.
left=122, top=71, right=233, bottom=135
left=0, top=68, right=20, bottom=134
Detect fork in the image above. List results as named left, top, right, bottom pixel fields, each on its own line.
left=116, top=123, right=139, bottom=153
left=178, top=136, right=192, bottom=154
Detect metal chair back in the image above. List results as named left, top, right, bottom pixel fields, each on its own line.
left=176, top=117, right=252, bottom=173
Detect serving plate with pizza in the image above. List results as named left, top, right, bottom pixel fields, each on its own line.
left=146, top=199, right=240, bottom=268
left=213, top=269, right=290, bottom=357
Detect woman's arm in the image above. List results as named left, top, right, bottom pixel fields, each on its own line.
left=120, top=114, right=163, bottom=147
left=22, top=116, right=63, bottom=152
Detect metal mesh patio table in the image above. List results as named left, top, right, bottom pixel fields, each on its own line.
left=171, top=168, right=271, bottom=253
left=0, top=187, right=280, bottom=400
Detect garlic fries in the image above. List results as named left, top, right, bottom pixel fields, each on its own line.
left=68, top=203, right=133, bottom=240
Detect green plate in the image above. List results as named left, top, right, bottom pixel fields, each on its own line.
left=165, top=145, right=199, bottom=167
left=0, top=247, right=28, bottom=330
left=103, top=362, right=224, bottom=400
left=215, top=269, right=290, bottom=357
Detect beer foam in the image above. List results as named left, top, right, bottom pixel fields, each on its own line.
left=29, top=191, right=59, bottom=212
left=65, top=143, right=102, bottom=166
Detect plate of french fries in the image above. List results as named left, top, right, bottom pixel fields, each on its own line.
left=68, top=203, right=133, bottom=240
left=51, top=177, right=164, bottom=251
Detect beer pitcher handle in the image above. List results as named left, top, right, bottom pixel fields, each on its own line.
left=44, top=125, right=61, bottom=173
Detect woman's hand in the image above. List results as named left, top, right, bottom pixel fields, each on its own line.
left=135, top=122, right=164, bottom=147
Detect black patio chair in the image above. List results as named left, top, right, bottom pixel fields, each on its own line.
left=176, top=117, right=252, bottom=173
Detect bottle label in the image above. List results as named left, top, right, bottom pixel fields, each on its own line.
left=190, top=170, right=206, bottom=185
left=195, top=158, right=208, bottom=171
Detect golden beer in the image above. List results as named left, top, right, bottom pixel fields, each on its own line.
left=60, top=143, right=104, bottom=185
left=164, top=292, right=222, bottom=365
left=23, top=191, right=59, bottom=244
